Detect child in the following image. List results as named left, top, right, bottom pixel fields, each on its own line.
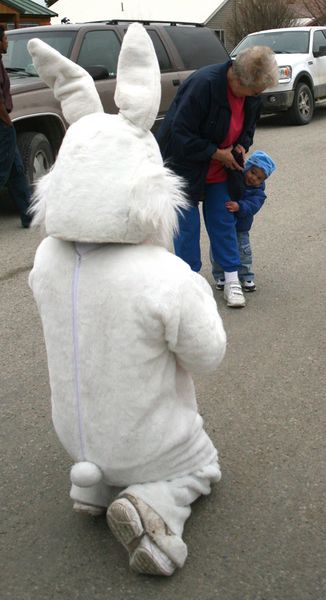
left=213, top=150, right=276, bottom=292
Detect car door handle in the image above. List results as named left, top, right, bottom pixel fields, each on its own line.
left=173, top=79, right=180, bottom=86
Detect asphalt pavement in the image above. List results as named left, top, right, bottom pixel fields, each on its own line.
left=1, top=106, right=325, bottom=600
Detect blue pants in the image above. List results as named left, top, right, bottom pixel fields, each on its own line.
left=174, top=181, right=240, bottom=274
left=212, top=230, right=255, bottom=282
left=0, top=121, right=31, bottom=226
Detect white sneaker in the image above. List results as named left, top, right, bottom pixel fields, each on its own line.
left=106, top=497, right=144, bottom=553
left=130, top=534, right=175, bottom=576
left=224, top=281, right=246, bottom=307
left=73, top=501, right=106, bottom=517
left=106, top=497, right=176, bottom=576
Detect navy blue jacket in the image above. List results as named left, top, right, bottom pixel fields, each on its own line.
left=156, top=61, right=262, bottom=205
left=236, top=182, right=266, bottom=232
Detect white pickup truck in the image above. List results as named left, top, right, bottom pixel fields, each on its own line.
left=231, top=26, right=326, bottom=125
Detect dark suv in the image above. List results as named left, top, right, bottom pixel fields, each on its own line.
left=3, top=21, right=229, bottom=186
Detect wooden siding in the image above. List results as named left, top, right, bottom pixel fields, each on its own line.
left=0, top=1, right=52, bottom=27
left=206, top=0, right=236, bottom=52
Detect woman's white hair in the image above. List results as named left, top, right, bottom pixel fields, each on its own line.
left=233, top=46, right=279, bottom=89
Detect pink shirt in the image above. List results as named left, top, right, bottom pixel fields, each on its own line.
left=206, top=84, right=245, bottom=184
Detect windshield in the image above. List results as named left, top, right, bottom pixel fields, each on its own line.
left=3, top=30, right=76, bottom=74
left=232, top=31, right=310, bottom=56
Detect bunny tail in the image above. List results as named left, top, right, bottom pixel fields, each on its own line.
left=70, top=462, right=103, bottom=487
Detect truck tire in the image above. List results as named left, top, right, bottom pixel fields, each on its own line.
left=17, top=132, right=54, bottom=187
left=287, top=83, right=314, bottom=125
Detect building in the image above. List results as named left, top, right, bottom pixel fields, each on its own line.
left=0, top=0, right=57, bottom=28
left=205, top=0, right=236, bottom=49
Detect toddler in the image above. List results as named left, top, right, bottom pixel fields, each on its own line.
left=213, top=150, right=276, bottom=291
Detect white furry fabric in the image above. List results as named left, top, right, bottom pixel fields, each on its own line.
left=29, top=24, right=185, bottom=245
left=27, top=38, right=103, bottom=124
left=32, top=112, right=186, bottom=245
left=28, top=25, right=226, bottom=503
left=30, top=240, right=226, bottom=486
left=115, top=22, right=161, bottom=131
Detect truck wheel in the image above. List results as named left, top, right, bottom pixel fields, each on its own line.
left=287, top=83, right=314, bottom=125
left=17, top=132, right=54, bottom=187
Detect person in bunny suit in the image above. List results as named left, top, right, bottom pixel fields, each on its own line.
left=28, top=24, right=226, bottom=577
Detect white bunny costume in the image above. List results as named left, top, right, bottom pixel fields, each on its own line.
left=28, top=24, right=226, bottom=576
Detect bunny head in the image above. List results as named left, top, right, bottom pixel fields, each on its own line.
left=28, top=23, right=187, bottom=246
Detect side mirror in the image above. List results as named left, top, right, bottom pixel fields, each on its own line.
left=85, top=65, right=111, bottom=80
left=313, top=45, right=326, bottom=58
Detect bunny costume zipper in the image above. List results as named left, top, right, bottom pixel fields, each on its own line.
left=72, top=247, right=86, bottom=461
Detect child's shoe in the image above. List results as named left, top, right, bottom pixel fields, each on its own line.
left=215, top=278, right=225, bottom=290
left=242, top=280, right=256, bottom=292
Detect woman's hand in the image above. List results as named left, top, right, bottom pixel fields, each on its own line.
left=211, top=146, right=243, bottom=170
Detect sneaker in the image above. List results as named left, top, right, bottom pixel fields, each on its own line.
left=224, top=281, right=246, bottom=308
left=130, top=535, right=175, bottom=576
left=106, top=497, right=144, bottom=554
left=73, top=501, right=106, bottom=517
left=242, top=280, right=256, bottom=292
left=215, top=278, right=225, bottom=290
left=106, top=496, right=176, bottom=576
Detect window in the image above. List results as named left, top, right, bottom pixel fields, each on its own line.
left=313, top=30, right=326, bottom=54
left=4, top=31, right=76, bottom=71
left=164, top=26, right=229, bottom=69
left=233, top=31, right=310, bottom=56
left=146, top=30, right=172, bottom=71
left=77, top=30, right=121, bottom=79
left=214, top=30, right=225, bottom=45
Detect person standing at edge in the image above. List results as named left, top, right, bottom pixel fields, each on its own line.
left=0, top=25, right=31, bottom=228
left=157, top=46, right=278, bottom=308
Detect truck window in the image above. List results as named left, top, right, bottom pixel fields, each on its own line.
left=146, top=30, right=172, bottom=72
left=4, top=31, right=76, bottom=71
left=77, top=30, right=121, bottom=79
left=164, top=26, right=229, bottom=69
left=232, top=31, right=310, bottom=56
left=313, top=29, right=326, bottom=53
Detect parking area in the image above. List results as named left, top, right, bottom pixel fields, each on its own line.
left=1, top=107, right=326, bottom=599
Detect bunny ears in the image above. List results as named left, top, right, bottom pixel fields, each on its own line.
left=27, top=38, right=104, bottom=124
left=27, top=23, right=161, bottom=131
left=114, top=23, right=161, bottom=131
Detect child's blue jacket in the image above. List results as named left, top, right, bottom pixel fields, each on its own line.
left=236, top=182, right=266, bottom=232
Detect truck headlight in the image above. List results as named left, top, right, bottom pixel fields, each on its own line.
left=278, top=65, right=292, bottom=82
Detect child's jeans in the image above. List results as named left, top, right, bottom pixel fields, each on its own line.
left=212, top=230, right=255, bottom=282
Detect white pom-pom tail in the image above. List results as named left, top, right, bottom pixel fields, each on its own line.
left=70, top=462, right=103, bottom=487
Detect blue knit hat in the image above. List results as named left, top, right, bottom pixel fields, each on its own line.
left=244, top=150, right=276, bottom=178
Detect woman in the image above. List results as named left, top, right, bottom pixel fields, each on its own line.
left=157, top=46, right=278, bottom=307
